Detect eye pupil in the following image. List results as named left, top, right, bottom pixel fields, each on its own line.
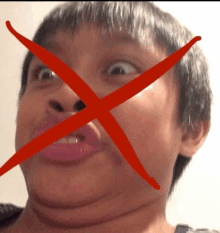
left=39, top=69, right=54, bottom=80
left=42, top=72, right=51, bottom=80
left=111, top=67, right=125, bottom=75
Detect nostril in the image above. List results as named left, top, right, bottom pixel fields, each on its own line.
left=56, top=104, right=64, bottom=112
left=50, top=101, right=64, bottom=112
left=74, top=100, right=86, bottom=111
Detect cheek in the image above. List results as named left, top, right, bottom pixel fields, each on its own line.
left=15, top=95, right=39, bottom=151
left=110, top=89, right=181, bottom=185
left=15, top=101, right=27, bottom=151
left=111, top=97, right=163, bottom=156
left=16, top=94, right=42, bottom=175
left=111, top=84, right=165, bottom=147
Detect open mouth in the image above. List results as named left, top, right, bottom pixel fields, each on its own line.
left=53, top=134, right=85, bottom=145
left=33, top=122, right=102, bottom=163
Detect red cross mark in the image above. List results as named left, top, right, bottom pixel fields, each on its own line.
left=0, top=21, right=201, bottom=190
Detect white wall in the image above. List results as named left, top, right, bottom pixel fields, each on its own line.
left=0, top=2, right=219, bottom=230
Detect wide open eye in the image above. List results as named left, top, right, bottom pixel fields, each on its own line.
left=106, top=62, right=136, bottom=76
left=33, top=66, right=59, bottom=82
left=103, top=60, right=142, bottom=85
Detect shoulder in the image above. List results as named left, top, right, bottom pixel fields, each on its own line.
left=175, top=224, right=220, bottom=233
left=0, top=203, right=23, bottom=230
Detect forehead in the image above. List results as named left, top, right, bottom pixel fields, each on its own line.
left=42, top=23, right=163, bottom=53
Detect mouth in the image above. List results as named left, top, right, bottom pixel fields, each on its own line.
left=40, top=139, right=101, bottom=162
left=33, top=121, right=103, bottom=163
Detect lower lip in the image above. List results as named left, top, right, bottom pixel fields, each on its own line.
left=39, top=142, right=100, bottom=162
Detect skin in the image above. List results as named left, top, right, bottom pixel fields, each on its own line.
left=4, top=24, right=210, bottom=233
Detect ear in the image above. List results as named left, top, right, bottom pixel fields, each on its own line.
left=179, top=120, right=210, bottom=157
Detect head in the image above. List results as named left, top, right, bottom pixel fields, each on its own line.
left=15, top=2, right=212, bottom=228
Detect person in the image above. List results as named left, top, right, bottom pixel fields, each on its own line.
left=0, top=2, right=218, bottom=233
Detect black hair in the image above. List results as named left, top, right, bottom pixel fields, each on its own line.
left=18, top=2, right=213, bottom=199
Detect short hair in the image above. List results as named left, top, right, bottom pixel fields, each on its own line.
left=18, top=2, right=213, bottom=199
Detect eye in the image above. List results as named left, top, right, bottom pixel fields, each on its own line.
left=32, top=66, right=59, bottom=82
left=106, top=62, right=137, bottom=76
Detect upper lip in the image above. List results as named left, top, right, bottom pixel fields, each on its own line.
left=32, top=115, right=102, bottom=148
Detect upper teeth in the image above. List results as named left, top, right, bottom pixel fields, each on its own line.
left=53, top=136, right=80, bottom=145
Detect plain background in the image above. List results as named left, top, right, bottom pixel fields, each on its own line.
left=0, top=2, right=220, bottom=230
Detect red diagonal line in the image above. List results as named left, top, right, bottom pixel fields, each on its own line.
left=0, top=21, right=201, bottom=190
left=3, top=21, right=160, bottom=189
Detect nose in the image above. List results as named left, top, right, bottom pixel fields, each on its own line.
left=47, top=85, right=87, bottom=117
left=49, top=99, right=86, bottom=113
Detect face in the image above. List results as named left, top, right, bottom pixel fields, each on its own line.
left=15, top=24, right=184, bottom=224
